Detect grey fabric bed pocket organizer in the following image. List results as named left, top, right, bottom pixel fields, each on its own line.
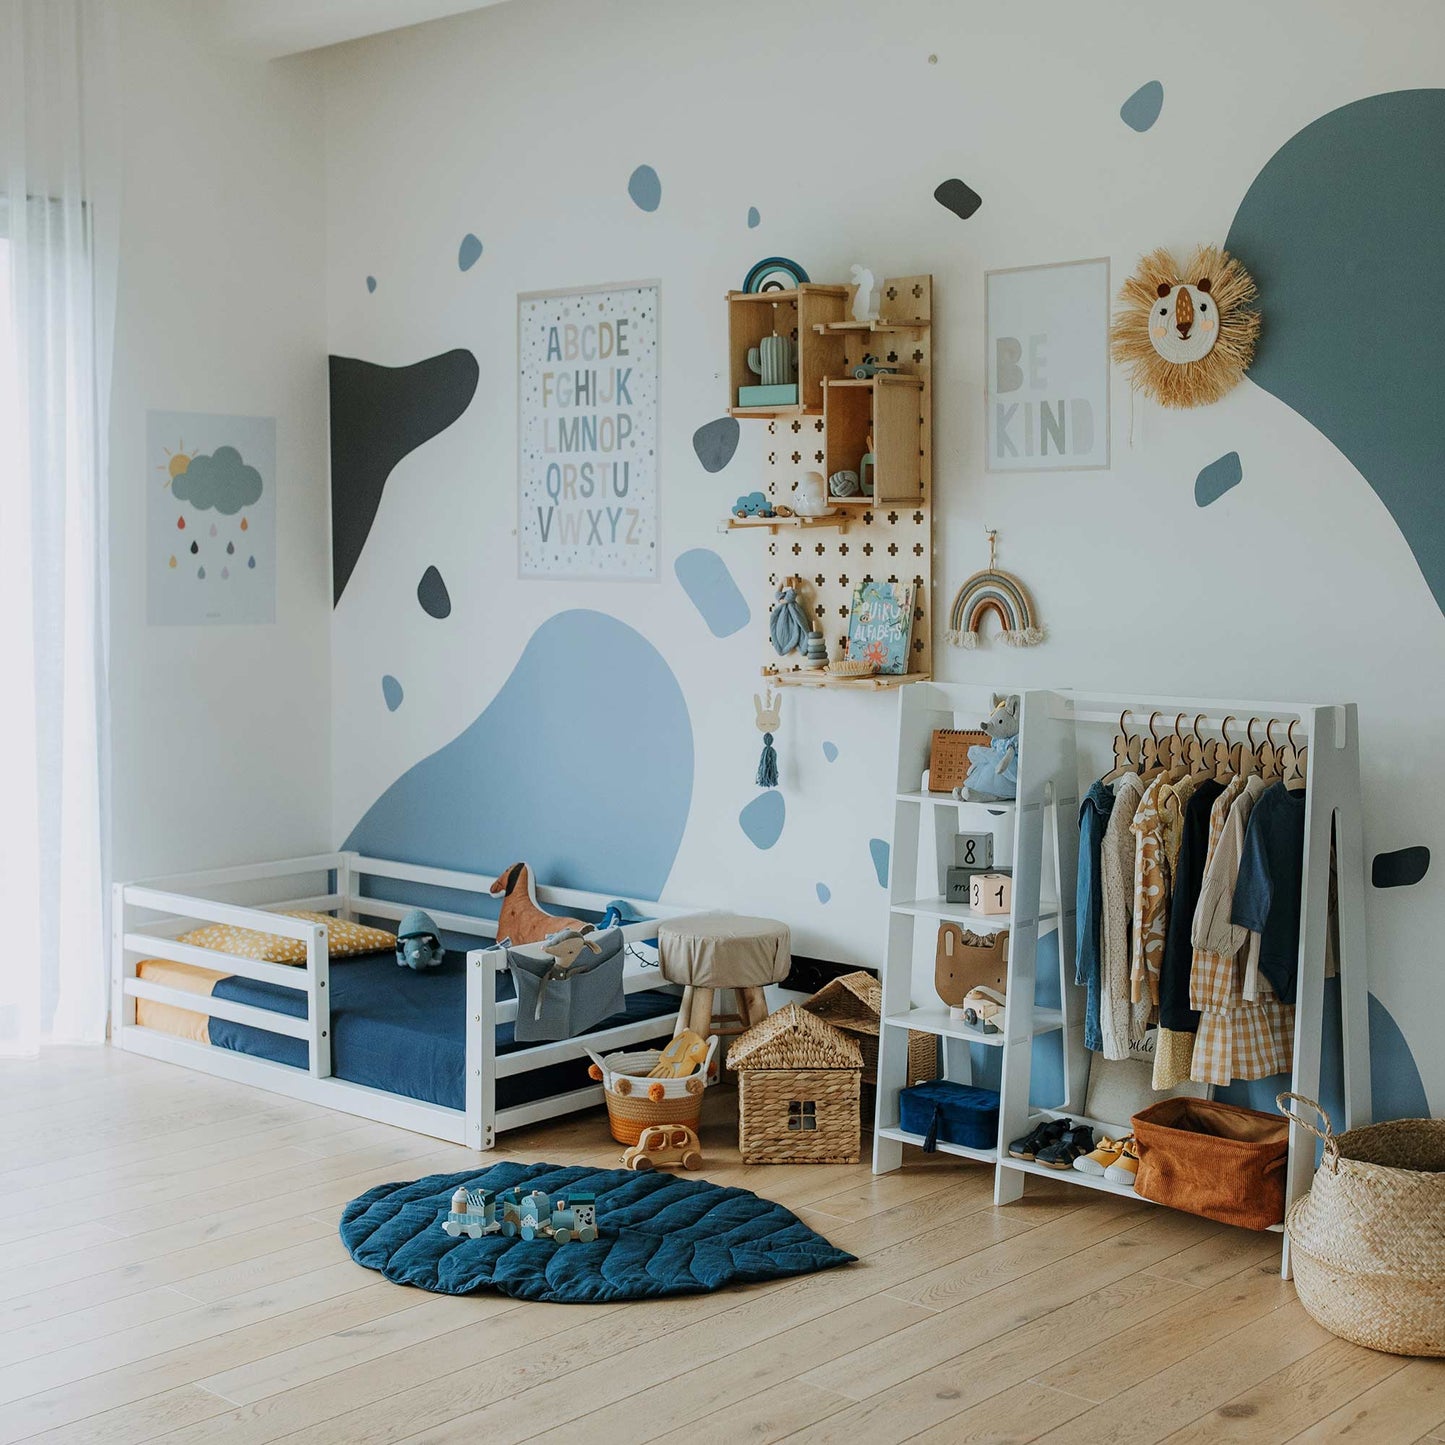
left=505, top=927, right=626, bottom=1042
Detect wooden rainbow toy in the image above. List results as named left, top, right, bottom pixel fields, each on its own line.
left=945, top=530, right=1045, bottom=650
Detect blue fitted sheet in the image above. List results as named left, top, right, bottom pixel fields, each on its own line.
left=208, top=949, right=677, bottom=1112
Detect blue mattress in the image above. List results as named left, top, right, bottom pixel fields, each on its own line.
left=208, top=949, right=677, bottom=1112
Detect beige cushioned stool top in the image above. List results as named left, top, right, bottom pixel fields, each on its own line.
left=657, top=913, right=791, bottom=988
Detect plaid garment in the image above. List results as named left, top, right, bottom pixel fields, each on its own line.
left=1189, top=776, right=1293, bottom=1085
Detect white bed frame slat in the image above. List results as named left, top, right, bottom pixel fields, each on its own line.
left=114, top=851, right=694, bottom=1152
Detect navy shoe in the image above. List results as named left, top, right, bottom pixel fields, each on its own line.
left=1008, top=1118, right=1070, bottom=1160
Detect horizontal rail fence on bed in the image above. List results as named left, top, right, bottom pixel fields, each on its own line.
left=113, top=852, right=695, bottom=1150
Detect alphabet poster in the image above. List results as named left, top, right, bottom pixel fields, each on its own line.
left=147, top=410, right=276, bottom=626
left=985, top=259, right=1110, bottom=472
left=517, top=281, right=659, bottom=579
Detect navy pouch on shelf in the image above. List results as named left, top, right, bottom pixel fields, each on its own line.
left=899, top=1080, right=1001, bottom=1152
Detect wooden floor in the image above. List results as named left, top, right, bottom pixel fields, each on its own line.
left=0, top=1050, right=1439, bottom=1444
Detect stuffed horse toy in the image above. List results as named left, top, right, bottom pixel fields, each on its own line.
left=490, top=862, right=589, bottom=946
left=957, top=694, right=1021, bottom=802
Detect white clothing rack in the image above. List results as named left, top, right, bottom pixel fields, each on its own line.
left=873, top=684, right=1371, bottom=1277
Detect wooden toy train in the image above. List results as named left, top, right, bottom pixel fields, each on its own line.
left=442, top=1185, right=598, bottom=1243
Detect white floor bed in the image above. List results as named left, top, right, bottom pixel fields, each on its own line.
left=111, top=852, right=693, bottom=1149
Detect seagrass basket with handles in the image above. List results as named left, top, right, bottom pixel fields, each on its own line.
left=586, top=1036, right=719, bottom=1146
left=1278, top=1092, right=1445, bottom=1357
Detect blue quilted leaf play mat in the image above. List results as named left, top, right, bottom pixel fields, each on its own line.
left=340, top=1160, right=855, bottom=1304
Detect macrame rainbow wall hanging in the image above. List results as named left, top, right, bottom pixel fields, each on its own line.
left=945, top=530, right=1045, bottom=650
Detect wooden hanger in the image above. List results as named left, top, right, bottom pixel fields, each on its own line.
left=1163, top=712, right=1191, bottom=783
left=1283, top=719, right=1309, bottom=792
left=1101, top=710, right=1142, bottom=784
left=1217, top=715, right=1244, bottom=781
left=1186, top=712, right=1217, bottom=782
left=1260, top=719, right=1284, bottom=784
left=1240, top=718, right=1263, bottom=779
left=1140, top=711, right=1167, bottom=781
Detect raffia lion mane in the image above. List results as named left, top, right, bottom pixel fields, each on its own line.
left=1110, top=244, right=1260, bottom=408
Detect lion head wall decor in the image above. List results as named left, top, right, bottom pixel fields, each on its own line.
left=1110, top=244, right=1260, bottom=408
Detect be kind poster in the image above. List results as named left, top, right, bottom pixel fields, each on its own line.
left=517, top=281, right=659, bottom=579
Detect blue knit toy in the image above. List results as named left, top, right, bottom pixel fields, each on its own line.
left=396, top=908, right=445, bottom=970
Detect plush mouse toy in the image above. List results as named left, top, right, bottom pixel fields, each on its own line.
left=958, top=694, right=1021, bottom=802
left=396, top=908, right=446, bottom=970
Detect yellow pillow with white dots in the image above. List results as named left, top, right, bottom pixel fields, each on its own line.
left=178, top=911, right=397, bottom=965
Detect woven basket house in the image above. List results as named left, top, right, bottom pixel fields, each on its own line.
left=728, top=1004, right=863, bottom=1164
left=803, top=970, right=938, bottom=1089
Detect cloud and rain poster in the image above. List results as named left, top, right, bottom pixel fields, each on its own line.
left=147, top=410, right=277, bottom=625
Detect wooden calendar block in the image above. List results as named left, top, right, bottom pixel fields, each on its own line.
left=969, top=872, right=1012, bottom=916
left=954, top=832, right=994, bottom=870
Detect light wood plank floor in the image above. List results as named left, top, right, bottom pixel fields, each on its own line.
left=0, top=1048, right=1439, bottom=1444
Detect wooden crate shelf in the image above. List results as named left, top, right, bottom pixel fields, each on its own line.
left=727, top=285, right=849, bottom=416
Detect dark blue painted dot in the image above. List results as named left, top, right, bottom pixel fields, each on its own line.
left=1196, top=451, right=1243, bottom=506
left=692, top=417, right=740, bottom=473
left=226, top=541, right=235, bottom=555
left=197, top=566, right=206, bottom=579
left=934, top=178, right=982, bottom=220
left=382, top=675, right=404, bottom=712
left=417, top=565, right=451, bottom=619
left=458, top=234, right=483, bottom=272
left=366, top=275, right=377, bottom=293
left=189, top=540, right=198, bottom=555
left=747, top=206, right=761, bottom=229
left=628, top=164, right=661, bottom=212
left=739, top=790, right=785, bottom=850
left=822, top=741, right=839, bottom=763
left=816, top=882, right=831, bottom=904
left=1372, top=846, right=1429, bottom=888
left=869, top=838, right=890, bottom=887
left=247, top=555, right=256, bottom=569
left=1121, top=81, right=1165, bottom=133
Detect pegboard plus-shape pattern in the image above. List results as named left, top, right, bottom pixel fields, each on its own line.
left=758, top=275, right=933, bottom=683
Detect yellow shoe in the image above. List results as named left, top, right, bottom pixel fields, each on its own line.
left=1103, top=1136, right=1139, bottom=1187
left=1073, top=1135, right=1124, bottom=1176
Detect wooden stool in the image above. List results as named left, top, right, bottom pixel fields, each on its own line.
left=656, top=914, right=791, bottom=1041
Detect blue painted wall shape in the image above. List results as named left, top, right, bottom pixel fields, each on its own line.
left=674, top=548, right=750, bottom=638
left=345, top=610, right=693, bottom=901
left=1228, top=89, right=1445, bottom=615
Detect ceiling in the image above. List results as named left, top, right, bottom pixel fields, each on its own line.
left=193, top=0, right=513, bottom=59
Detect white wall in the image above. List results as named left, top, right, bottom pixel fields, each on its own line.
left=319, top=0, right=1445, bottom=1110
left=108, top=0, right=332, bottom=882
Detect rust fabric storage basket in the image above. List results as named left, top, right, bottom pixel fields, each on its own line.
left=1279, top=1093, right=1445, bottom=1357
left=1132, top=1096, right=1289, bottom=1231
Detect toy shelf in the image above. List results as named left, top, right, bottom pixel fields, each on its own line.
left=727, top=285, right=849, bottom=417
left=882, top=1005, right=1065, bottom=1047
left=823, top=375, right=924, bottom=504
left=890, top=894, right=1060, bottom=927
left=763, top=670, right=930, bottom=691
left=720, top=513, right=850, bottom=535
left=875, top=1125, right=996, bottom=1165
left=896, top=792, right=1016, bottom=812
left=727, top=275, right=933, bottom=689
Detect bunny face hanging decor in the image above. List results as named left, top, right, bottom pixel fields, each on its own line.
left=1110, top=244, right=1260, bottom=408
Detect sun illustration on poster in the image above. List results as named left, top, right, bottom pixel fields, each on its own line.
left=157, top=439, right=194, bottom=487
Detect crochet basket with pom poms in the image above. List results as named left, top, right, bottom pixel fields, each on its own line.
left=586, top=1037, right=718, bottom=1145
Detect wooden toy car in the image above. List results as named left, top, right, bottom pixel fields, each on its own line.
left=851, top=354, right=900, bottom=380
left=621, top=1124, right=703, bottom=1171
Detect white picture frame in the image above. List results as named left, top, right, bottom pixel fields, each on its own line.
left=984, top=258, right=1110, bottom=473
left=516, top=279, right=660, bottom=580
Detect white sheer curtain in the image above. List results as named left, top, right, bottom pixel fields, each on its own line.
left=0, top=0, right=118, bottom=1053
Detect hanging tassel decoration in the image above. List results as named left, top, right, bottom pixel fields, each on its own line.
left=756, top=731, right=778, bottom=788
left=753, top=688, right=782, bottom=789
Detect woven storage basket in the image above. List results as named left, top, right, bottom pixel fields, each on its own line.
left=1279, top=1093, right=1445, bottom=1357
left=586, top=1036, right=719, bottom=1146
left=802, top=970, right=938, bottom=1088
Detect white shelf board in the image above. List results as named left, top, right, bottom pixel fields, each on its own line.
left=882, top=1005, right=1065, bottom=1045
left=876, top=1125, right=997, bottom=1164
left=890, top=896, right=1060, bottom=927
left=999, top=1154, right=1149, bottom=1202
left=895, top=791, right=1015, bottom=814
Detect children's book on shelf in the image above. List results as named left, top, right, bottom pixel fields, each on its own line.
left=846, top=580, right=914, bottom=674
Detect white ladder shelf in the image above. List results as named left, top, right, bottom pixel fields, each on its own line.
left=871, top=685, right=1371, bottom=1277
